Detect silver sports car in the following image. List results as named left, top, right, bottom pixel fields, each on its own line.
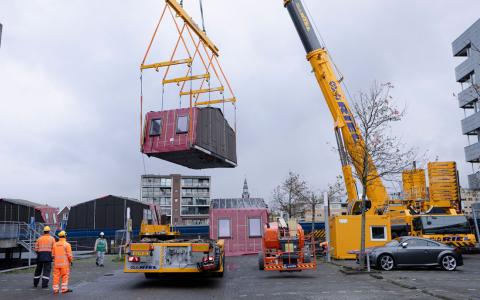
left=366, top=237, right=463, bottom=271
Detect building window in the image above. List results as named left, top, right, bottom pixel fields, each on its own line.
left=370, top=226, right=387, bottom=241
left=143, top=209, right=152, bottom=221
left=149, top=119, right=162, bottom=136
left=218, top=219, right=231, bottom=238
left=176, top=115, right=189, bottom=133
left=248, top=218, right=262, bottom=237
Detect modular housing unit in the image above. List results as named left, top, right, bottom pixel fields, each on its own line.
left=210, top=198, right=268, bottom=256
left=142, top=107, right=237, bottom=169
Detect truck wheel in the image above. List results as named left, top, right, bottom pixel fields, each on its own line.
left=258, top=252, right=265, bottom=270
left=144, top=273, right=156, bottom=279
left=214, top=271, right=224, bottom=277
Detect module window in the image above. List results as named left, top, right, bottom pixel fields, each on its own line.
left=176, top=115, right=189, bottom=134
left=149, top=119, right=162, bottom=136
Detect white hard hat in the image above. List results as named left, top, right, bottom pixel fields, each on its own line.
left=100, top=232, right=105, bottom=236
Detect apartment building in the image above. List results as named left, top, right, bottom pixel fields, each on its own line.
left=453, top=19, right=480, bottom=189
left=140, top=174, right=211, bottom=225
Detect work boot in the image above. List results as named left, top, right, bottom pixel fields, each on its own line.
left=62, top=289, right=73, bottom=294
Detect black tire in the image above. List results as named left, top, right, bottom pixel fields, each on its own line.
left=258, top=252, right=265, bottom=270
left=440, top=254, right=457, bottom=271
left=215, top=255, right=225, bottom=277
left=144, top=273, right=157, bottom=279
left=214, top=271, right=224, bottom=277
left=377, top=254, right=395, bottom=271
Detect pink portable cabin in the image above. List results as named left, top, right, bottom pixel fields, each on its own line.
left=210, top=198, right=268, bottom=256
left=142, top=107, right=237, bottom=169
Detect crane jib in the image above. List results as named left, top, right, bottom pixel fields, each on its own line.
left=328, top=81, right=360, bottom=143
left=285, top=0, right=322, bottom=53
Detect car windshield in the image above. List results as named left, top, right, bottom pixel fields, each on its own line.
left=385, top=239, right=400, bottom=247
left=419, top=215, right=470, bottom=234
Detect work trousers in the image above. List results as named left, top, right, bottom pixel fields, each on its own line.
left=33, top=261, right=52, bottom=288
left=96, top=251, right=105, bottom=266
left=52, top=267, right=70, bottom=294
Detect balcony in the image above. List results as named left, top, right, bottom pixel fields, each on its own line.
left=461, top=111, right=480, bottom=135
left=468, top=173, right=480, bottom=190
left=458, top=86, right=479, bottom=108
left=465, top=142, right=480, bottom=162
left=452, top=35, right=470, bottom=57
left=455, top=58, right=475, bottom=83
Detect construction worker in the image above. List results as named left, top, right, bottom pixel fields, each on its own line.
left=33, top=226, right=55, bottom=288
left=52, top=231, right=73, bottom=294
left=94, top=232, right=108, bottom=267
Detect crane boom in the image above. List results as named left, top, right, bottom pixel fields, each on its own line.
left=284, top=0, right=389, bottom=214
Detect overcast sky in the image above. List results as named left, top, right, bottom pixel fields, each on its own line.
left=1, top=1, right=480, bottom=208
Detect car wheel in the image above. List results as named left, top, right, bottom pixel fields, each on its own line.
left=258, top=252, right=265, bottom=270
left=441, top=255, right=457, bottom=271
left=378, top=254, right=395, bottom=271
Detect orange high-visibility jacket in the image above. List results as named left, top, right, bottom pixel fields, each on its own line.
left=52, top=238, right=73, bottom=268
left=35, top=234, right=55, bottom=252
left=35, top=234, right=56, bottom=262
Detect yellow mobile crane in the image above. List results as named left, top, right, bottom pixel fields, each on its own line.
left=284, top=0, right=387, bottom=215
left=283, top=0, right=477, bottom=256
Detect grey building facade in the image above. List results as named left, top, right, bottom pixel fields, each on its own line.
left=453, top=19, right=480, bottom=189
left=140, top=174, right=211, bottom=226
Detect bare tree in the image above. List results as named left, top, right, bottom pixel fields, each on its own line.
left=303, top=191, right=322, bottom=232
left=271, top=171, right=308, bottom=219
left=350, top=82, right=417, bottom=269
left=302, top=176, right=345, bottom=233
left=327, top=175, right=346, bottom=204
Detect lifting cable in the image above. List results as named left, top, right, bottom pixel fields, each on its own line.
left=199, top=0, right=206, bottom=33
left=161, top=84, right=165, bottom=111
left=140, top=71, right=144, bottom=146
left=139, top=71, right=147, bottom=175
